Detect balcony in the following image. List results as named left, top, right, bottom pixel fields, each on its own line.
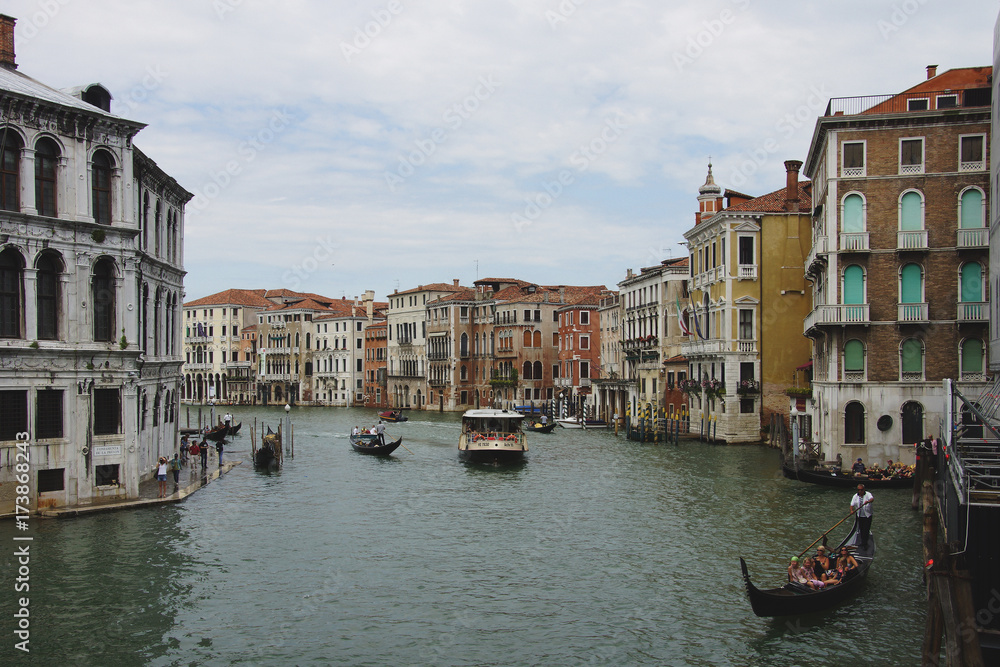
left=897, top=230, right=928, bottom=251
left=839, top=232, right=869, bottom=252
left=806, top=235, right=828, bottom=271
left=957, top=302, right=988, bottom=322
left=187, top=335, right=211, bottom=344
left=736, top=340, right=757, bottom=354
left=185, top=362, right=212, bottom=371
left=957, top=227, right=988, bottom=248
left=803, top=304, right=870, bottom=332
left=681, top=339, right=726, bottom=357
left=897, top=303, right=928, bottom=322
left=737, top=264, right=757, bottom=280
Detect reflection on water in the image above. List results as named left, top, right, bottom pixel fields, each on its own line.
left=2, top=406, right=925, bottom=665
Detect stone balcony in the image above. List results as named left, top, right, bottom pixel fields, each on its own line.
left=804, top=304, right=870, bottom=333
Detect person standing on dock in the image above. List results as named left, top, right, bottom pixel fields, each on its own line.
left=156, top=457, right=168, bottom=498
left=850, top=484, right=874, bottom=549
left=170, top=453, right=181, bottom=492
left=200, top=440, right=209, bottom=469
left=216, top=439, right=224, bottom=466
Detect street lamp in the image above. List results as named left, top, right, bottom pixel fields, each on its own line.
left=790, top=406, right=800, bottom=461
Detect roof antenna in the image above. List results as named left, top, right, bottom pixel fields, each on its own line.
left=475, top=259, right=479, bottom=280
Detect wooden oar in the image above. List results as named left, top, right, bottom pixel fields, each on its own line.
left=797, top=499, right=872, bottom=558
left=398, top=441, right=414, bottom=455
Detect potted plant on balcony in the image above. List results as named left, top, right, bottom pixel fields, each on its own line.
left=679, top=378, right=701, bottom=395
left=784, top=385, right=812, bottom=399
left=736, top=379, right=760, bottom=396
left=702, top=378, right=724, bottom=400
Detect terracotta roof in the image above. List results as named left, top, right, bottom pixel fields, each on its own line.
left=861, top=66, right=992, bottom=115
left=662, top=257, right=689, bottom=268
left=663, top=354, right=687, bottom=364
left=392, top=282, right=464, bottom=296
left=185, top=288, right=271, bottom=308
left=724, top=182, right=812, bottom=214
left=429, top=288, right=478, bottom=303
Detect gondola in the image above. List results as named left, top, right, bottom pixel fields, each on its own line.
left=378, top=411, right=409, bottom=422
left=350, top=433, right=403, bottom=456
left=781, top=461, right=912, bottom=489
left=254, top=428, right=280, bottom=470
left=739, top=517, right=875, bottom=617
left=527, top=421, right=557, bottom=433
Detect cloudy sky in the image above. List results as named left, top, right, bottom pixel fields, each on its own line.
left=6, top=0, right=995, bottom=302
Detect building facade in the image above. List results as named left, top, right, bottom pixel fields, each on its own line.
left=803, top=66, right=992, bottom=464
left=683, top=161, right=813, bottom=443
left=0, top=15, right=190, bottom=512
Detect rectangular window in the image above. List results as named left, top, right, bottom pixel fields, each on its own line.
left=552, top=332, right=558, bottom=347
left=936, top=94, right=958, bottom=109
left=907, top=98, right=929, bottom=111
left=460, top=390, right=468, bottom=404
left=740, top=398, right=755, bottom=414
left=524, top=309, right=531, bottom=321
left=534, top=310, right=541, bottom=322
left=580, top=335, right=590, bottom=350
left=960, top=135, right=985, bottom=170
left=0, top=390, right=28, bottom=440
left=356, top=359, right=363, bottom=372
left=553, top=311, right=559, bottom=322
left=738, top=236, right=754, bottom=265
left=95, top=464, right=120, bottom=486
left=552, top=364, right=559, bottom=379
left=580, top=361, right=589, bottom=379
left=900, top=138, right=924, bottom=174
left=36, top=389, right=63, bottom=439
left=38, top=468, right=65, bottom=492
left=580, top=311, right=589, bottom=325
left=93, top=388, right=121, bottom=435
left=738, top=309, right=753, bottom=340
left=842, top=141, right=865, bottom=176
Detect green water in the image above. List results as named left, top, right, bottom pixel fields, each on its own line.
left=1, top=406, right=924, bottom=666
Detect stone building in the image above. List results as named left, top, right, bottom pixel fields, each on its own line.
left=803, top=66, right=991, bottom=464
left=683, top=161, right=813, bottom=443
left=0, top=15, right=190, bottom=512
left=361, top=320, right=388, bottom=409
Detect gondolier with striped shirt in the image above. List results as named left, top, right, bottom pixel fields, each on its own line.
left=850, top=484, right=874, bottom=549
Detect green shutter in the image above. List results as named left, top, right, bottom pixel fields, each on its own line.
left=901, top=339, right=922, bottom=373
left=900, top=263, right=922, bottom=304
left=900, top=192, right=922, bottom=231
left=962, top=339, right=983, bottom=373
left=960, top=263, right=982, bottom=302
left=960, top=189, right=983, bottom=229
left=843, top=265, right=864, bottom=304
left=844, top=340, right=864, bottom=371
left=843, top=194, right=863, bottom=233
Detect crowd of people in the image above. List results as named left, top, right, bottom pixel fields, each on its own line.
left=787, top=545, right=861, bottom=590
left=849, top=456, right=915, bottom=479
left=351, top=421, right=386, bottom=445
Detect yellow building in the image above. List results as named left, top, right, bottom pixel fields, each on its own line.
left=682, top=161, right=813, bottom=442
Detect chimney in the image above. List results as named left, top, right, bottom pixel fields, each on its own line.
left=926, top=64, right=938, bottom=80
left=453, top=278, right=459, bottom=287
left=0, top=15, right=15, bottom=70
left=784, top=160, right=802, bottom=212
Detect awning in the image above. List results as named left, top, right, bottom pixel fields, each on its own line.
left=796, top=360, right=813, bottom=371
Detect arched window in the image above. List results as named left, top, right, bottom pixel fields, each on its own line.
left=460, top=332, right=469, bottom=357
left=36, top=252, right=62, bottom=340
left=533, top=361, right=543, bottom=380
left=900, top=263, right=923, bottom=303
left=960, top=188, right=984, bottom=228
left=523, top=330, right=532, bottom=347
left=844, top=339, right=865, bottom=380
left=523, top=361, right=532, bottom=379
left=961, top=339, right=984, bottom=379
left=92, top=150, right=113, bottom=224
left=1, top=130, right=23, bottom=212
left=92, top=258, right=116, bottom=342
left=34, top=138, right=60, bottom=218
left=901, top=401, right=923, bottom=444
left=533, top=330, right=542, bottom=347
left=843, top=264, right=865, bottom=310
left=899, top=191, right=923, bottom=230
left=0, top=247, right=24, bottom=338
left=900, top=338, right=923, bottom=380
left=845, top=401, right=865, bottom=444
left=842, top=193, right=864, bottom=232
left=960, top=262, right=983, bottom=302
left=460, top=365, right=467, bottom=381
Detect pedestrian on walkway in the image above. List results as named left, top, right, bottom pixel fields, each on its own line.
left=180, top=436, right=189, bottom=465
left=190, top=440, right=200, bottom=466
left=170, top=453, right=182, bottom=492
left=200, top=440, right=208, bottom=469
left=216, top=439, right=224, bottom=467
left=156, top=457, right=168, bottom=498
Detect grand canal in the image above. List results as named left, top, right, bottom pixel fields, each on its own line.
left=4, top=406, right=925, bottom=666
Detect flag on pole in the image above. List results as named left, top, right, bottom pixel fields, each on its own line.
left=676, top=296, right=691, bottom=336
left=691, top=299, right=704, bottom=339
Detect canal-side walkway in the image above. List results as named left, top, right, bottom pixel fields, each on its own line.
left=40, top=456, right=240, bottom=518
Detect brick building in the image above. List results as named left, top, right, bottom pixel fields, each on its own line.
left=803, top=66, right=991, bottom=464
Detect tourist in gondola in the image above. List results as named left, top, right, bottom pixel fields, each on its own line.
left=787, top=556, right=801, bottom=582
left=837, top=546, right=859, bottom=573
left=850, top=484, right=874, bottom=549
left=851, top=457, right=866, bottom=475
left=799, top=558, right=826, bottom=589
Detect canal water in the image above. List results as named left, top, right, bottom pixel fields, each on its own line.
left=4, top=406, right=925, bottom=666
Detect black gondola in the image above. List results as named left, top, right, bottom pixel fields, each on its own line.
left=254, top=428, right=280, bottom=470
left=527, top=422, right=557, bottom=433
left=350, top=434, right=403, bottom=456
left=739, top=517, right=875, bottom=617
left=781, top=461, right=912, bottom=489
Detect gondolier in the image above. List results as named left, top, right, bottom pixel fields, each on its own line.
left=850, top=484, right=874, bottom=549
left=375, top=420, right=386, bottom=445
